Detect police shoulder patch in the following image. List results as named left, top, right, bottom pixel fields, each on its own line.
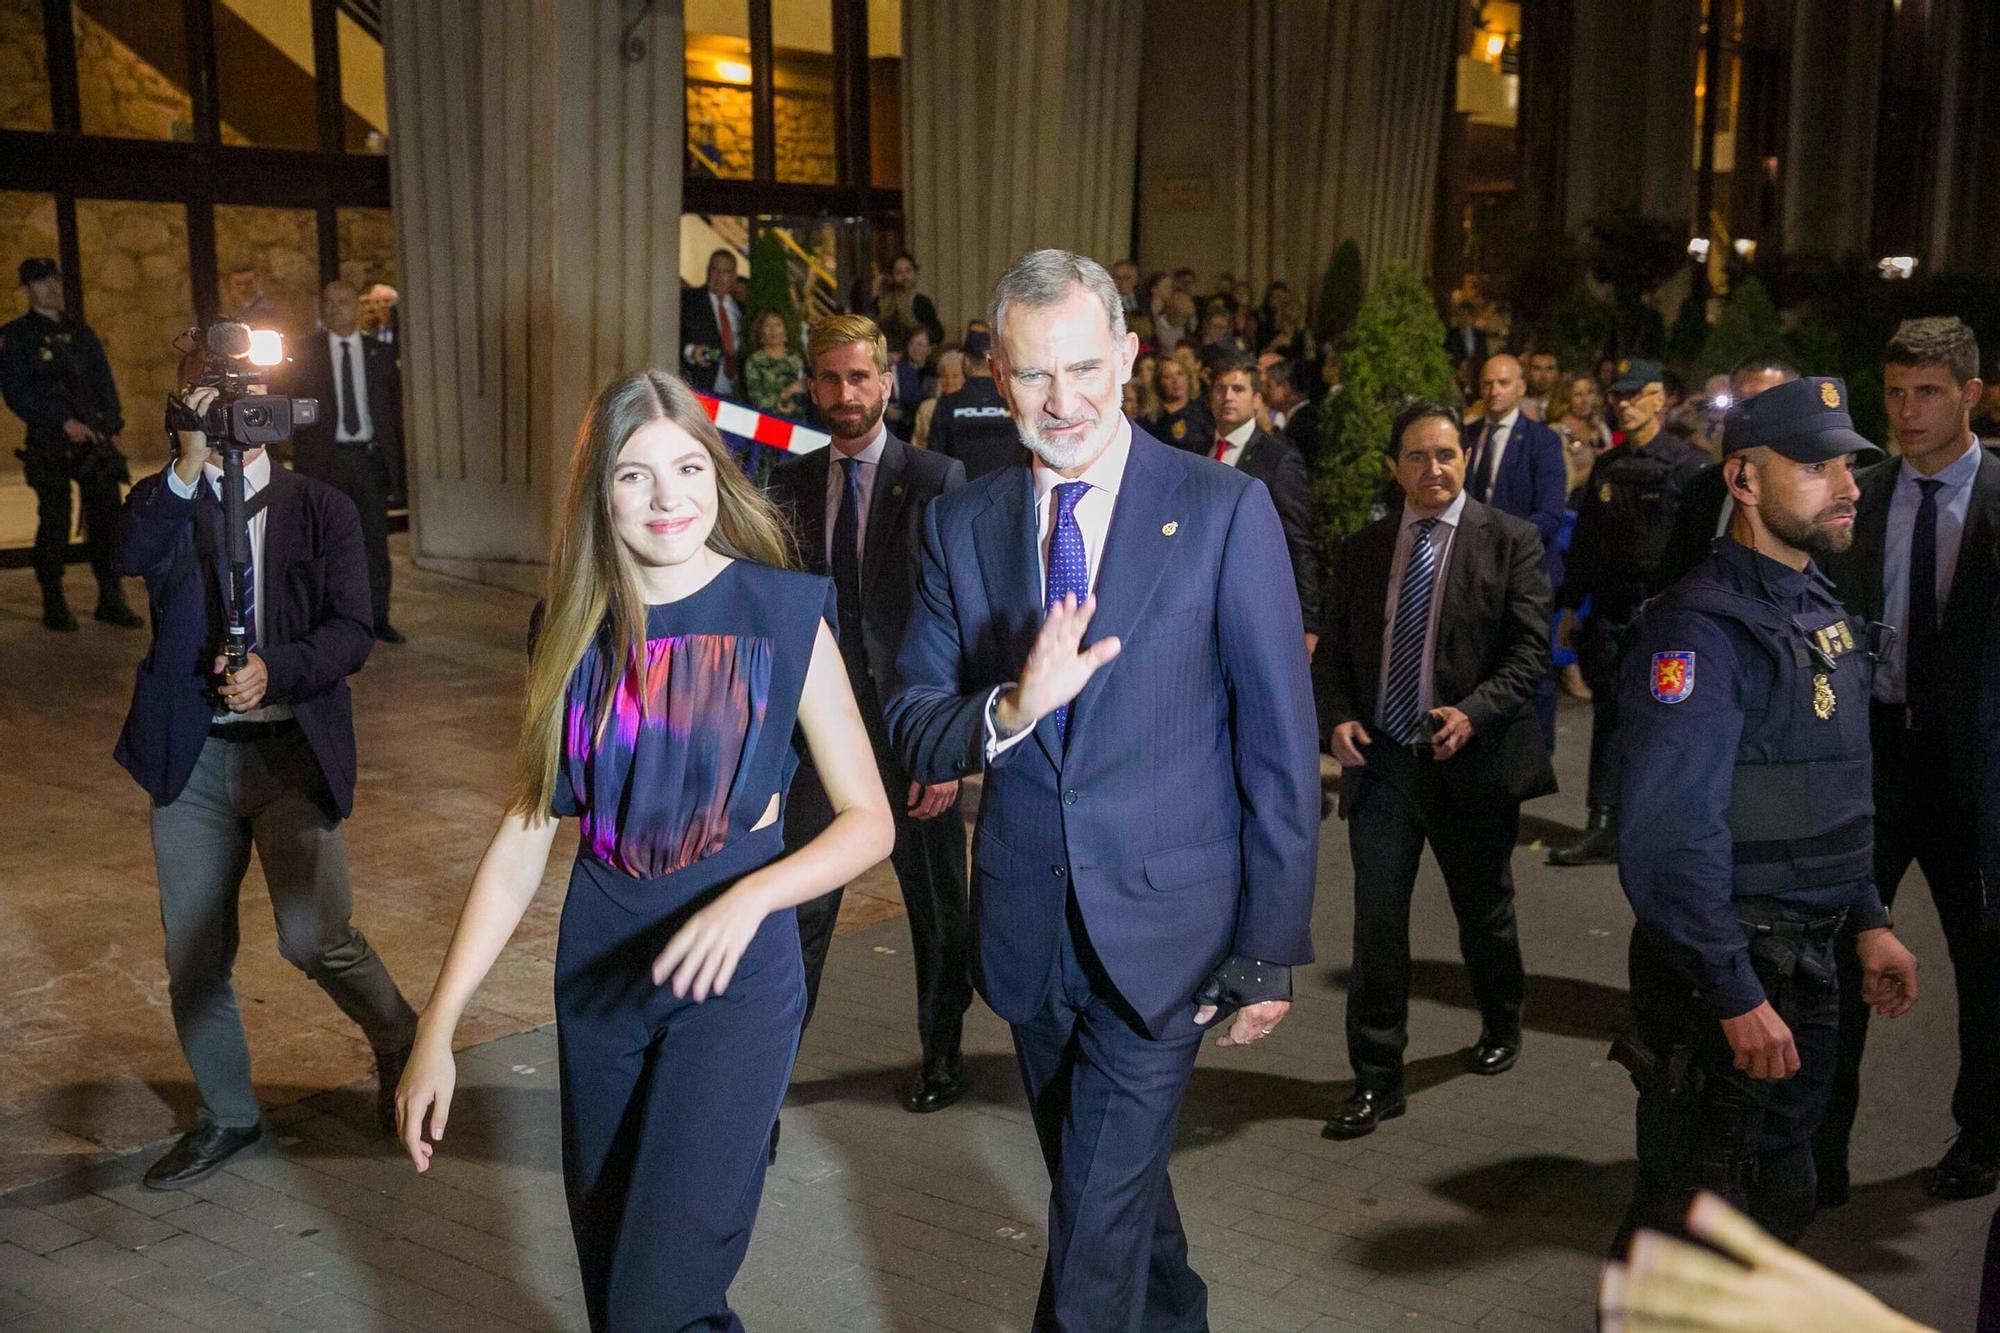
left=1651, top=651, right=1695, bottom=704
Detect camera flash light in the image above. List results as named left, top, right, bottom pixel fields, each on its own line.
left=247, top=328, right=285, bottom=366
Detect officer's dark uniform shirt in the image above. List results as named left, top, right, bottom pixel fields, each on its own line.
left=0, top=309, right=123, bottom=442
left=926, top=376, right=1022, bottom=480
left=1560, top=430, right=1706, bottom=610
left=1143, top=401, right=1214, bottom=455
left=1618, top=539, right=1891, bottom=1018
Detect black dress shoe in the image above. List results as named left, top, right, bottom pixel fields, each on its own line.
left=1469, top=1035, right=1520, bottom=1076
left=1322, top=1087, right=1405, bottom=1140
left=768, top=1117, right=781, bottom=1164
left=1927, top=1134, right=2000, bottom=1199
left=41, top=591, right=77, bottom=632
left=143, top=1123, right=262, bottom=1191
left=1549, top=807, right=1618, bottom=866
left=902, top=1058, right=967, bottom=1114
left=375, top=623, right=407, bottom=644
left=376, top=1042, right=413, bottom=1134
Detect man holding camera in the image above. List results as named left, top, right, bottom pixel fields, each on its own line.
left=114, top=378, right=417, bottom=1190
left=0, top=257, right=142, bottom=631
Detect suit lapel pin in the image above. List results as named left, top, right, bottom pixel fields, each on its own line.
left=892, top=485, right=905, bottom=496
left=1162, top=521, right=1179, bottom=536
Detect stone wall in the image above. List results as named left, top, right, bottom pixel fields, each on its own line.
left=214, top=204, right=320, bottom=340
left=686, top=82, right=836, bottom=183
left=0, top=0, right=54, bottom=131
left=337, top=206, right=398, bottom=293
left=73, top=198, right=193, bottom=460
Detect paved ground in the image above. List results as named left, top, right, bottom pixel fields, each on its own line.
left=1, top=541, right=1990, bottom=1330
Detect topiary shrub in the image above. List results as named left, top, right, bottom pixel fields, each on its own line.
left=1314, top=261, right=1459, bottom=566
left=744, top=231, right=801, bottom=353
left=1696, top=275, right=1786, bottom=380
left=1314, top=239, right=1365, bottom=348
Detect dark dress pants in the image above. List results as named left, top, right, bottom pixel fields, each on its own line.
left=789, top=701, right=972, bottom=1064
left=1579, top=613, right=1636, bottom=809
left=1818, top=709, right=2000, bottom=1173
left=1345, top=744, right=1527, bottom=1090
left=326, top=442, right=393, bottom=629
left=1011, top=898, right=1207, bottom=1333
left=24, top=440, right=122, bottom=590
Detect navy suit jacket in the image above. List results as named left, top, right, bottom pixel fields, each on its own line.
left=884, top=426, right=1320, bottom=1039
left=1467, top=412, right=1567, bottom=588
left=114, top=464, right=376, bottom=815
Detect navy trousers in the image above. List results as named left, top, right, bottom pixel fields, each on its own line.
left=1010, top=898, right=1208, bottom=1333
left=554, top=860, right=805, bottom=1333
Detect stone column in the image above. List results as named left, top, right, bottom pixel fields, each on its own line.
left=384, top=0, right=684, bottom=593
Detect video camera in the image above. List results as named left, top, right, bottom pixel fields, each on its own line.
left=166, top=322, right=318, bottom=447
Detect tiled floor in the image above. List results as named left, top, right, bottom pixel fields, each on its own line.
left=0, top=538, right=1988, bottom=1330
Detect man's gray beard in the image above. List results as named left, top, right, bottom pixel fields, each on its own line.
left=1017, top=412, right=1113, bottom=472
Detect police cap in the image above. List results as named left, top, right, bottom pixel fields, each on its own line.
left=17, top=257, right=59, bottom=286
left=1607, top=358, right=1664, bottom=394
left=1721, top=376, right=1883, bottom=463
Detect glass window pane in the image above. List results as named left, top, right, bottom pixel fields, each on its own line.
left=337, top=9, right=388, bottom=153
left=0, top=191, right=60, bottom=548
left=0, top=0, right=54, bottom=132
left=336, top=206, right=397, bottom=332
left=772, top=1, right=836, bottom=184
left=214, top=0, right=319, bottom=150
left=74, top=197, right=193, bottom=437
left=74, top=1, right=195, bottom=142
left=686, top=1, right=753, bottom=180
left=213, top=204, right=320, bottom=342
left=867, top=0, right=902, bottom=188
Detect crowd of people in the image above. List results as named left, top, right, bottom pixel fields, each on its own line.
left=9, top=231, right=1996, bottom=1331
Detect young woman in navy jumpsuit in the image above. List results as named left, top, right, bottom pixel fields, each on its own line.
left=394, top=370, right=894, bottom=1331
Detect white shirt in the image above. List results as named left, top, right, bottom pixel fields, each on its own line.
left=983, top=415, right=1135, bottom=759
left=1375, top=490, right=1467, bottom=729
left=1875, top=435, right=1983, bottom=704
left=326, top=331, right=376, bottom=443
left=1214, top=417, right=1256, bottom=468
left=165, top=450, right=294, bottom=724
left=1470, top=407, right=1518, bottom=491
left=710, top=292, right=742, bottom=395
left=823, top=421, right=888, bottom=567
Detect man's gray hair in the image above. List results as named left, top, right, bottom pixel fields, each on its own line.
left=989, top=249, right=1127, bottom=345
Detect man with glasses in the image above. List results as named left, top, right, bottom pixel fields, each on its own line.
left=1550, top=359, right=1706, bottom=866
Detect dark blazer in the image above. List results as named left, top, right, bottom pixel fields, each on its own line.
left=1282, top=397, right=1323, bottom=468
left=286, top=331, right=401, bottom=481
left=1466, top=412, right=1569, bottom=589
left=679, top=287, right=741, bottom=393
left=114, top=465, right=376, bottom=815
left=766, top=433, right=966, bottom=694
left=1971, top=596, right=2000, bottom=928
left=885, top=427, right=1321, bottom=1039
left=1664, top=460, right=1732, bottom=583
left=1826, top=447, right=2000, bottom=780
left=1313, top=496, right=1557, bottom=802
left=1235, top=427, right=1323, bottom=629
left=1444, top=325, right=1488, bottom=367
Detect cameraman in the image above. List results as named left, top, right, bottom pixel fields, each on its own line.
left=0, top=257, right=142, bottom=631
left=113, top=376, right=417, bottom=1191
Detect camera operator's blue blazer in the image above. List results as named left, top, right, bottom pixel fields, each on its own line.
left=885, top=425, right=1320, bottom=1039
left=113, top=463, right=375, bottom=815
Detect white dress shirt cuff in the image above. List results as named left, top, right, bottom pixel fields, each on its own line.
left=166, top=467, right=200, bottom=500
left=982, top=684, right=1035, bottom=763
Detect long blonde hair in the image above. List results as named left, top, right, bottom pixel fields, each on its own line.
left=511, top=370, right=795, bottom=816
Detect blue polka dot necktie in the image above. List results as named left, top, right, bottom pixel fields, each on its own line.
left=1045, top=481, right=1091, bottom=741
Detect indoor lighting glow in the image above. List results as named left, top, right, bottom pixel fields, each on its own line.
left=1877, top=255, right=1918, bottom=280
left=1484, top=32, right=1505, bottom=58
left=1732, top=238, right=1757, bottom=260
left=247, top=329, right=285, bottom=366
left=715, top=59, right=752, bottom=84
left=1686, top=237, right=1712, bottom=262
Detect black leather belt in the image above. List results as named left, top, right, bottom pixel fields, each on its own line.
left=209, top=719, right=298, bottom=742
left=1735, top=908, right=1847, bottom=944
left=1732, top=814, right=1871, bottom=865
left=336, top=436, right=378, bottom=449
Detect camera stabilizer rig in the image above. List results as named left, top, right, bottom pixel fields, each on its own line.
left=164, top=322, right=319, bottom=673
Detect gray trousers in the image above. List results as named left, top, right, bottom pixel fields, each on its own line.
left=149, top=726, right=416, bottom=1129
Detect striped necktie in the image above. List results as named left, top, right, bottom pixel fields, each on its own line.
left=1044, top=481, right=1091, bottom=740
left=1381, top=517, right=1439, bottom=743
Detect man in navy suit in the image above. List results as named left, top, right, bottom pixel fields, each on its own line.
left=1468, top=354, right=1567, bottom=745
left=886, top=250, right=1320, bottom=1331
left=115, top=382, right=416, bottom=1192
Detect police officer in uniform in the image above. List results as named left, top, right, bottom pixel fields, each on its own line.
left=0, top=257, right=141, bottom=632
left=923, top=330, right=1022, bottom=480
left=1550, top=359, right=1706, bottom=865
left=1610, top=377, right=1920, bottom=1252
